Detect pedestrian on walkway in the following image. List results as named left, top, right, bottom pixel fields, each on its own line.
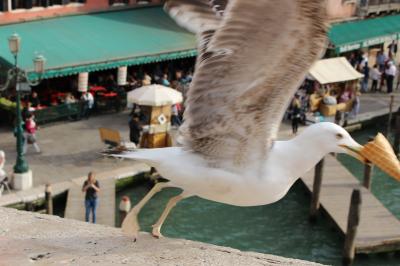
left=290, top=94, right=301, bottom=135
left=82, top=172, right=100, bottom=223
left=23, top=114, right=41, bottom=154
left=361, top=62, right=369, bottom=93
left=385, top=61, right=397, bottom=94
left=171, top=104, right=182, bottom=127
left=350, top=88, right=361, bottom=119
left=80, top=91, right=94, bottom=119
left=370, top=64, right=381, bottom=92
left=129, top=114, right=142, bottom=147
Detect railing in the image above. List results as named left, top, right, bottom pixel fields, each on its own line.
left=33, top=103, right=81, bottom=124
left=0, top=101, right=81, bottom=125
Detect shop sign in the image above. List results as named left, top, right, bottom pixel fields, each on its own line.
left=361, top=34, right=398, bottom=47
left=338, top=33, right=400, bottom=53
left=339, top=43, right=361, bottom=53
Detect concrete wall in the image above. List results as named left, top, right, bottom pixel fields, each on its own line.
left=0, top=0, right=163, bottom=25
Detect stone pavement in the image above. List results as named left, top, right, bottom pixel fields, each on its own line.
left=0, top=111, right=146, bottom=187
left=0, top=91, right=399, bottom=200
left=0, top=207, right=324, bottom=266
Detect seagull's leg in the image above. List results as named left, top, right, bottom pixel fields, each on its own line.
left=122, top=181, right=170, bottom=239
left=152, top=192, right=190, bottom=238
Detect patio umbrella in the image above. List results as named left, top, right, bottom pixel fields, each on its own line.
left=127, top=84, right=183, bottom=106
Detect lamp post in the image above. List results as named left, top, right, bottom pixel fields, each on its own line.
left=0, top=33, right=46, bottom=190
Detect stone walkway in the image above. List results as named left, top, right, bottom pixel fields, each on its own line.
left=0, top=207, right=324, bottom=266
left=0, top=91, right=399, bottom=203
left=0, top=111, right=142, bottom=187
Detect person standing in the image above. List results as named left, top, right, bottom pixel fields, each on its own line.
left=80, top=91, right=94, bottom=119
left=290, top=94, right=301, bottom=135
left=386, top=61, right=397, bottom=93
left=129, top=114, right=142, bottom=147
left=23, top=114, right=41, bottom=154
left=370, top=64, right=381, bottom=92
left=29, top=91, right=40, bottom=108
left=171, top=104, right=182, bottom=127
left=82, top=172, right=100, bottom=223
left=361, top=62, right=369, bottom=93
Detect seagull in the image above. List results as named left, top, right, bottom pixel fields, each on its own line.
left=119, top=0, right=363, bottom=239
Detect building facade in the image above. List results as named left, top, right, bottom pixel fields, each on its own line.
left=0, top=0, right=163, bottom=25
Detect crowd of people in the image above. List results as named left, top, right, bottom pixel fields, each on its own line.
left=287, top=43, right=400, bottom=135
left=348, top=44, right=399, bottom=94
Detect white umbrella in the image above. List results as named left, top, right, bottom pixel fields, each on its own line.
left=127, top=84, right=183, bottom=106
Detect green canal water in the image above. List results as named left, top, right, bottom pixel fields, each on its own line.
left=116, top=126, right=400, bottom=266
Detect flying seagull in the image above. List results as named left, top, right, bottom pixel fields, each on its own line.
left=119, top=0, right=364, bottom=239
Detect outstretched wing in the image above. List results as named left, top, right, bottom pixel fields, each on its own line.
left=169, top=0, right=328, bottom=172
left=165, top=0, right=228, bottom=62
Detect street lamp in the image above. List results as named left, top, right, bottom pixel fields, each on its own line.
left=0, top=33, right=46, bottom=190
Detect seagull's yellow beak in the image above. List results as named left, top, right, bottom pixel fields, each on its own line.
left=339, top=144, right=368, bottom=163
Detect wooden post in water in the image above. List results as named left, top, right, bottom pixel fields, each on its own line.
left=309, top=158, right=324, bottom=222
left=387, top=94, right=395, bottom=138
left=45, top=183, right=53, bottom=215
left=343, top=189, right=362, bottom=266
left=363, top=163, right=373, bottom=190
left=394, top=114, right=400, bottom=156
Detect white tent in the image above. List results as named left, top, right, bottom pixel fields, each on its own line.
left=309, top=57, right=364, bottom=85
left=127, top=85, right=183, bottom=106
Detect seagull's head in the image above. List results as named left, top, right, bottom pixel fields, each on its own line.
left=310, top=122, right=364, bottom=162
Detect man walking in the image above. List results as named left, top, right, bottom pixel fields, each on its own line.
left=386, top=61, right=397, bottom=94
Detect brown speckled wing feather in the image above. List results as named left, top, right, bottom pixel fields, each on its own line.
left=170, top=0, right=328, bottom=171
left=165, top=0, right=228, bottom=60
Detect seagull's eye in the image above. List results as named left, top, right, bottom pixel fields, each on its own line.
left=336, top=133, right=344, bottom=140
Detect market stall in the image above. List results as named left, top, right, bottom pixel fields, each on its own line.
left=308, top=57, right=364, bottom=116
left=127, top=84, right=183, bottom=148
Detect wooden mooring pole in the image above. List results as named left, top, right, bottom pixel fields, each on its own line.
left=387, top=94, right=395, bottom=138
left=363, top=163, right=373, bottom=190
left=309, top=158, right=325, bottom=222
left=343, top=189, right=362, bottom=266
left=45, top=183, right=53, bottom=215
left=394, top=114, right=400, bottom=156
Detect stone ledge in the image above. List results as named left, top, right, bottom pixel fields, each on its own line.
left=0, top=207, right=324, bottom=266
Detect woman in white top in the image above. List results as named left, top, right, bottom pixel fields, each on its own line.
left=370, top=64, right=381, bottom=92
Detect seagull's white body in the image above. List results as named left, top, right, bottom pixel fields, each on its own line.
left=120, top=123, right=357, bottom=207
left=119, top=0, right=359, bottom=238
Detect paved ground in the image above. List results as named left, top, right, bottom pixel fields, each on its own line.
left=0, top=91, right=399, bottom=192
left=0, top=111, right=137, bottom=187
left=0, top=207, right=324, bottom=266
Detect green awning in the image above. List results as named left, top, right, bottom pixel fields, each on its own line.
left=329, top=15, right=400, bottom=53
left=0, top=6, right=197, bottom=80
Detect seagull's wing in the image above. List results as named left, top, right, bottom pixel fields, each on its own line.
left=164, top=0, right=228, bottom=33
left=165, top=0, right=228, bottom=62
left=175, top=0, right=328, bottom=171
